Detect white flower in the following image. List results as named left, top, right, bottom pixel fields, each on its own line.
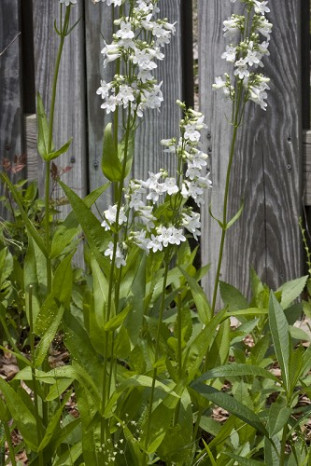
left=60, top=0, right=77, bottom=5
left=213, top=76, right=226, bottom=90
left=104, top=242, right=126, bottom=268
left=130, top=230, right=152, bottom=252
left=148, top=234, right=163, bottom=253
left=116, top=84, right=136, bottom=108
left=162, top=177, right=179, bottom=195
left=96, top=80, right=111, bottom=99
left=182, top=212, right=201, bottom=240
left=115, top=20, right=135, bottom=40
left=184, top=124, right=201, bottom=142
left=221, top=45, right=237, bottom=63
left=100, top=95, right=118, bottom=113
left=101, top=205, right=127, bottom=230
left=253, top=0, right=270, bottom=15
left=156, top=226, right=186, bottom=247
left=137, top=206, right=156, bottom=230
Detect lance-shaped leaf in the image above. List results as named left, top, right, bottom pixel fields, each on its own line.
left=0, top=378, right=41, bottom=451
left=50, top=182, right=109, bottom=258
left=46, top=137, right=73, bottom=161
left=268, top=292, right=291, bottom=392
left=191, top=382, right=268, bottom=436
left=37, top=92, right=54, bottom=160
left=0, top=173, right=47, bottom=256
left=101, top=123, right=123, bottom=181
left=196, top=363, right=278, bottom=384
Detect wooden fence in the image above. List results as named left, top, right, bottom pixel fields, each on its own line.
left=0, top=0, right=309, bottom=298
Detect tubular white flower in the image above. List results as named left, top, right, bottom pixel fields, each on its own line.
left=214, top=0, right=271, bottom=111
left=59, top=0, right=77, bottom=5
left=97, top=1, right=175, bottom=116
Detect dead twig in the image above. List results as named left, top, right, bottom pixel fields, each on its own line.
left=0, top=32, right=21, bottom=57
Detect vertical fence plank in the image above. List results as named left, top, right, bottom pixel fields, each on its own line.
left=199, top=0, right=303, bottom=300
left=0, top=0, right=24, bottom=211
left=32, top=2, right=86, bottom=209
left=85, top=2, right=114, bottom=211
left=85, top=0, right=183, bottom=214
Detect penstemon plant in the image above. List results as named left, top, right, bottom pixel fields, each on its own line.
left=0, top=0, right=310, bottom=465
left=210, top=0, right=272, bottom=315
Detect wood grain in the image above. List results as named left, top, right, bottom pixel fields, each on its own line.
left=0, top=0, right=25, bottom=216
left=303, top=130, right=311, bottom=205
left=199, top=0, right=303, bottom=301
left=31, top=1, right=86, bottom=210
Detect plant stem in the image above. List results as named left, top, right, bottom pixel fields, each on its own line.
left=144, top=256, right=170, bottom=452
left=28, top=286, right=44, bottom=466
left=3, top=423, right=16, bottom=466
left=211, top=85, right=244, bottom=315
left=101, top=106, right=134, bottom=447
left=279, top=424, right=289, bottom=466
left=45, top=6, right=71, bottom=292
left=177, top=293, right=182, bottom=380
left=210, top=122, right=239, bottom=315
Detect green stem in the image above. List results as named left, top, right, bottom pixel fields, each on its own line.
left=279, top=424, right=289, bottom=466
left=101, top=106, right=134, bottom=447
left=28, top=286, right=44, bottom=466
left=45, top=6, right=71, bottom=291
left=3, top=423, right=16, bottom=466
left=211, top=85, right=244, bottom=316
left=177, top=293, right=182, bottom=380
left=144, top=256, right=171, bottom=452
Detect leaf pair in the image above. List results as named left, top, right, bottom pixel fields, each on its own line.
left=37, top=93, right=72, bottom=162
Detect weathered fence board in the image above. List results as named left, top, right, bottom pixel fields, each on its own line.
left=31, top=1, right=87, bottom=208
left=199, top=0, right=303, bottom=298
left=0, top=0, right=24, bottom=208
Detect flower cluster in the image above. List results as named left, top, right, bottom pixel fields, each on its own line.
left=96, top=0, right=175, bottom=116
left=213, top=0, right=272, bottom=110
left=59, top=0, right=77, bottom=5
left=101, top=106, right=211, bottom=266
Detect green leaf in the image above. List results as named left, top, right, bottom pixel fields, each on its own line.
left=185, top=309, right=227, bottom=381
left=0, top=248, right=13, bottom=286
left=52, top=253, right=73, bottom=306
left=125, top=252, right=146, bottom=345
left=268, top=405, right=291, bottom=437
left=178, top=266, right=211, bottom=324
left=101, top=123, right=123, bottom=181
left=191, top=382, right=268, bottom=436
left=58, top=181, right=110, bottom=271
left=0, top=173, right=47, bottom=256
left=225, top=200, right=244, bottom=230
left=52, top=441, right=82, bottom=466
left=47, top=137, right=72, bottom=161
left=0, top=378, right=40, bottom=451
left=143, top=390, right=180, bottom=453
left=38, top=391, right=72, bottom=451
left=264, top=436, right=279, bottom=465
left=289, top=325, right=311, bottom=342
left=224, top=453, right=266, bottom=465
left=228, top=308, right=267, bottom=317
left=278, top=276, right=308, bottom=309
left=268, top=292, right=290, bottom=391
left=37, top=92, right=53, bottom=160
left=220, top=281, right=248, bottom=311
left=196, top=363, right=278, bottom=383
left=104, top=304, right=131, bottom=331
left=35, top=301, right=65, bottom=367
left=118, top=129, right=135, bottom=178
left=0, top=397, right=10, bottom=422
left=50, top=183, right=109, bottom=258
